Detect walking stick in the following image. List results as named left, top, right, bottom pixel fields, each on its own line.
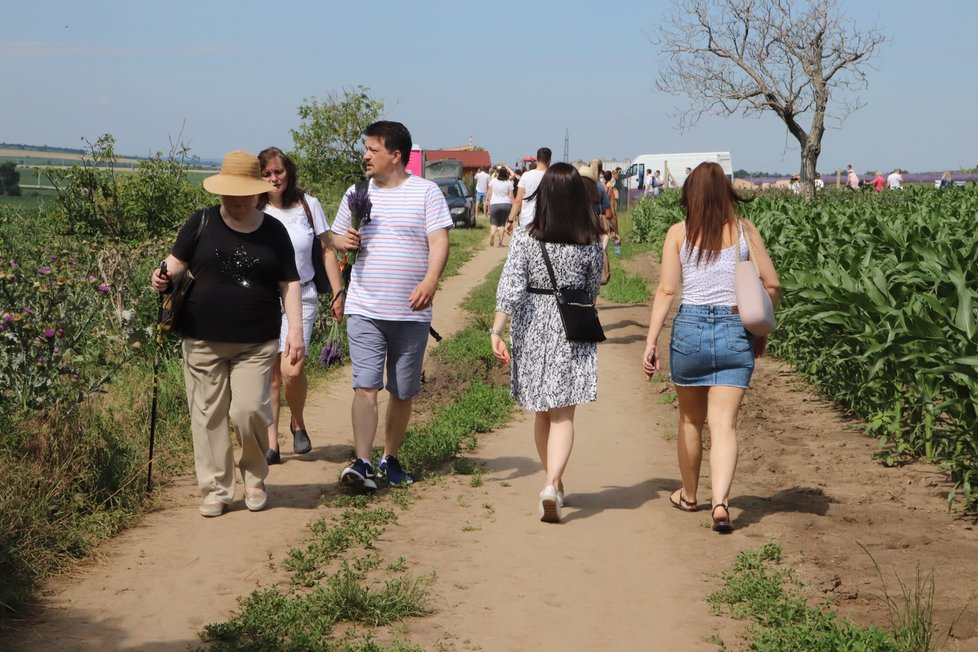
left=147, top=262, right=167, bottom=493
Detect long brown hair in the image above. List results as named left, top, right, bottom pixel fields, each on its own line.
left=257, top=147, right=304, bottom=209
left=681, top=162, right=747, bottom=265
left=528, top=163, right=603, bottom=245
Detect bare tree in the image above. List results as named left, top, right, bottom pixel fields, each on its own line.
left=655, top=0, right=884, bottom=196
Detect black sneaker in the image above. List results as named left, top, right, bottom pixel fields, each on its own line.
left=340, top=459, right=377, bottom=491
left=378, top=455, right=414, bottom=487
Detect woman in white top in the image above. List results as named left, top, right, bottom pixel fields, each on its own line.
left=258, top=147, right=345, bottom=464
left=642, top=162, right=780, bottom=533
left=486, top=166, right=514, bottom=247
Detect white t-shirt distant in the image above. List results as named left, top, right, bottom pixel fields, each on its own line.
left=887, top=172, right=902, bottom=189
left=475, top=171, right=490, bottom=193
left=263, top=193, right=328, bottom=285
left=488, top=178, right=512, bottom=205
left=517, top=168, right=545, bottom=228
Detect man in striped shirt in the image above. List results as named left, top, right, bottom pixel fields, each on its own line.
left=332, top=121, right=453, bottom=490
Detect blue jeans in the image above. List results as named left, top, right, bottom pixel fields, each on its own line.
left=669, top=305, right=754, bottom=388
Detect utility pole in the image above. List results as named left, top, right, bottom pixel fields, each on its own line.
left=563, top=128, right=569, bottom=163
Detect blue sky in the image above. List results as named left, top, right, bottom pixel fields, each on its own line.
left=4, top=1, right=975, bottom=174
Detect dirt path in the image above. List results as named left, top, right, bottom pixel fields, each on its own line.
left=6, top=244, right=978, bottom=651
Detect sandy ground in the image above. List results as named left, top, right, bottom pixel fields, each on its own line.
left=5, top=240, right=977, bottom=651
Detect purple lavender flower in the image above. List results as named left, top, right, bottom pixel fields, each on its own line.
left=319, top=341, right=342, bottom=367
left=346, top=184, right=372, bottom=229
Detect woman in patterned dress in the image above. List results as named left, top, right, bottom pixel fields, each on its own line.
left=490, top=163, right=604, bottom=523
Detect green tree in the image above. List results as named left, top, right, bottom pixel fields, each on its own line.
left=290, top=86, right=383, bottom=203
left=0, top=161, right=21, bottom=196
left=48, top=134, right=207, bottom=240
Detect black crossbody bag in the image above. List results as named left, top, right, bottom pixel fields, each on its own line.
left=535, top=240, right=606, bottom=343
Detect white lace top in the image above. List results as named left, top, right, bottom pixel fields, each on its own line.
left=679, top=222, right=748, bottom=306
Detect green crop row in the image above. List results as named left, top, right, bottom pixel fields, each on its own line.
left=631, top=186, right=978, bottom=510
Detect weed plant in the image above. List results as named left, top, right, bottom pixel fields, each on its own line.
left=709, top=544, right=901, bottom=651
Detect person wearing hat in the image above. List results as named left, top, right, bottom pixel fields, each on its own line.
left=150, top=150, right=304, bottom=517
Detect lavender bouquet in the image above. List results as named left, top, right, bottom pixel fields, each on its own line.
left=318, top=319, right=343, bottom=368
left=341, top=183, right=372, bottom=289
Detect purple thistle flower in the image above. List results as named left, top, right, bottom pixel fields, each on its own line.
left=2, top=313, right=12, bottom=323
left=346, top=184, right=372, bottom=229
left=97, top=284, right=110, bottom=292
left=38, top=266, right=52, bottom=275
left=44, top=327, right=56, bottom=338
left=24, top=307, right=35, bottom=316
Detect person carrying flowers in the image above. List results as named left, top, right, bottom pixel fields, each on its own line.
left=330, top=121, right=452, bottom=490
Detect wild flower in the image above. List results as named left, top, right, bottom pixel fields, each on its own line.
left=96, top=284, right=110, bottom=292
left=346, top=184, right=372, bottom=230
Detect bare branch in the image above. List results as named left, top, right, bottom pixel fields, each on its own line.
left=653, top=0, right=884, bottom=196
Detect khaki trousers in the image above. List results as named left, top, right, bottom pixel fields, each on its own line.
left=181, top=338, right=278, bottom=502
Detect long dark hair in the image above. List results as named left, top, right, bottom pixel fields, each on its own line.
left=681, top=162, right=748, bottom=265
left=257, top=147, right=304, bottom=209
left=527, top=163, right=603, bottom=245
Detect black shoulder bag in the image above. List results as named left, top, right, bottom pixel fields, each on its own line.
left=537, top=240, right=606, bottom=343
left=160, top=207, right=209, bottom=334
left=299, top=195, right=332, bottom=295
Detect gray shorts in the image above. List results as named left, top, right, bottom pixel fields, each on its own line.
left=346, top=315, right=429, bottom=400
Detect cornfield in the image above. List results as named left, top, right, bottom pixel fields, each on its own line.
left=632, top=186, right=978, bottom=510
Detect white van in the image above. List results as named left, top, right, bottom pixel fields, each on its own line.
left=623, top=152, right=733, bottom=191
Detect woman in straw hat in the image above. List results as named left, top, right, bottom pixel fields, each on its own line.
left=257, top=147, right=345, bottom=465
left=150, top=150, right=304, bottom=517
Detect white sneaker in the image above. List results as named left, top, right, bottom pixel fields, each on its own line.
left=245, top=483, right=268, bottom=512
left=199, top=494, right=229, bottom=518
left=539, top=485, right=561, bottom=523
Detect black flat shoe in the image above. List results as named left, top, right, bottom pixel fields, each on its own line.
left=290, top=418, right=312, bottom=455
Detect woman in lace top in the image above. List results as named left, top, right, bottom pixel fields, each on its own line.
left=642, top=162, right=780, bottom=533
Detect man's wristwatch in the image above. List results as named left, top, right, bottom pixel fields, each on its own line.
left=488, top=327, right=504, bottom=336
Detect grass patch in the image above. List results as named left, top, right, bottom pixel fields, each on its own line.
left=601, top=268, right=649, bottom=304
left=442, top=226, right=489, bottom=279
left=707, top=543, right=934, bottom=651
left=397, top=382, right=512, bottom=476
left=199, top=501, right=432, bottom=652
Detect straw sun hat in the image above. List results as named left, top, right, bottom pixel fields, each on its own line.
left=203, top=150, right=274, bottom=196
left=577, top=164, right=599, bottom=184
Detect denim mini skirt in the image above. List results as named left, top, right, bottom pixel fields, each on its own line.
left=669, top=305, right=754, bottom=388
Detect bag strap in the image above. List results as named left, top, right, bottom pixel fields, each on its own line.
left=299, top=194, right=315, bottom=233
left=190, top=206, right=209, bottom=255
left=736, top=220, right=763, bottom=278
left=537, top=240, right=561, bottom=299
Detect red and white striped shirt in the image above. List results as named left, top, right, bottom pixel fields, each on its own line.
left=332, top=175, right=453, bottom=321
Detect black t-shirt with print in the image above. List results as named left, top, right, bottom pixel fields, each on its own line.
left=172, top=205, right=299, bottom=343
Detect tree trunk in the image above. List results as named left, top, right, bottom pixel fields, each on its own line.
left=799, top=147, right=819, bottom=200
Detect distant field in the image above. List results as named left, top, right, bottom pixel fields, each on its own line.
left=0, top=187, right=59, bottom=208
left=0, top=147, right=217, bottom=174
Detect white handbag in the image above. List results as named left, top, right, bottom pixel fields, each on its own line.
left=734, top=221, right=776, bottom=336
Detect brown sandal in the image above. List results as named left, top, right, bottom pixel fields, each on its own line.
left=711, top=503, right=733, bottom=533
left=669, top=488, right=697, bottom=512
